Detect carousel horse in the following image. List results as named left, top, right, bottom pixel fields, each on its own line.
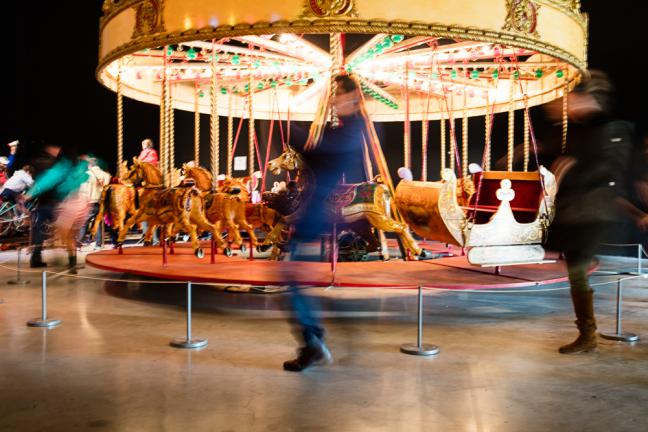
left=266, top=146, right=424, bottom=259
left=182, top=165, right=288, bottom=254
left=181, top=165, right=259, bottom=252
left=117, top=159, right=210, bottom=258
left=89, top=161, right=137, bottom=245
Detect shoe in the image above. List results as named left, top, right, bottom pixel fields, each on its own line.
left=283, top=341, right=333, bottom=372
left=29, top=260, right=47, bottom=268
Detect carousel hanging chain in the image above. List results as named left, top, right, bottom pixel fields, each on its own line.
left=507, top=80, right=515, bottom=172
left=227, top=93, right=234, bottom=177
left=524, top=104, right=530, bottom=172
left=440, top=115, right=446, bottom=172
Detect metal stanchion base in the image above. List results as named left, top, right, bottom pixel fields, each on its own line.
left=400, top=343, right=440, bottom=356
left=599, top=333, right=639, bottom=343
left=8, top=280, right=30, bottom=285
left=170, top=338, right=208, bottom=349
left=27, top=318, right=62, bottom=328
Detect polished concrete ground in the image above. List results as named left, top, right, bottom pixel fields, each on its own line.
left=1, top=248, right=648, bottom=432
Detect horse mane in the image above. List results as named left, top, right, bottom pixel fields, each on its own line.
left=185, top=166, right=213, bottom=191
left=139, top=161, right=163, bottom=186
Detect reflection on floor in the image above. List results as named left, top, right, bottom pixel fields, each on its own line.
left=1, top=249, right=647, bottom=432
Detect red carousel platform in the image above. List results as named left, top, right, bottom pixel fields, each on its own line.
left=85, top=241, right=575, bottom=290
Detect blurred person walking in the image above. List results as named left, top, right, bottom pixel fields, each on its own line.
left=281, top=76, right=366, bottom=372
left=544, top=71, right=634, bottom=354
left=27, top=142, right=61, bottom=267
left=26, top=147, right=90, bottom=273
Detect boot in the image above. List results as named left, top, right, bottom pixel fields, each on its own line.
left=67, top=254, right=77, bottom=275
left=559, top=289, right=598, bottom=354
left=29, top=246, right=47, bottom=268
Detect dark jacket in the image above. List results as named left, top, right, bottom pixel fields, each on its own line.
left=546, top=114, right=633, bottom=255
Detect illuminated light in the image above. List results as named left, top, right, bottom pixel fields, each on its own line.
left=451, top=70, right=458, bottom=79
left=513, top=70, right=520, bottom=80
left=220, top=87, right=228, bottom=95
left=471, top=70, right=479, bottom=79
left=556, top=69, right=565, bottom=78
left=167, top=46, right=174, bottom=56
left=391, top=34, right=404, bottom=43
left=183, top=17, right=193, bottom=30
left=492, top=70, right=499, bottom=79
left=257, top=82, right=265, bottom=90
left=535, top=68, right=543, bottom=78
left=187, top=48, right=197, bottom=60
left=208, top=17, right=219, bottom=27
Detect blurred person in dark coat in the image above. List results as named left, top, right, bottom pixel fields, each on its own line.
left=545, top=71, right=634, bottom=354
left=281, top=76, right=366, bottom=372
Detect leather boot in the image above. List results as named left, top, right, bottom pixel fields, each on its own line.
left=68, top=254, right=77, bottom=275
left=559, top=289, right=598, bottom=354
left=29, top=246, right=47, bottom=268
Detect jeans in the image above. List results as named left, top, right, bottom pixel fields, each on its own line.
left=286, top=242, right=325, bottom=347
left=78, top=202, right=101, bottom=245
left=31, top=203, right=55, bottom=248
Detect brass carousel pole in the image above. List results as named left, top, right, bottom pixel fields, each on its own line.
left=449, top=118, right=456, bottom=174
left=160, top=47, right=168, bottom=183
left=210, top=54, right=220, bottom=184
left=562, top=70, right=570, bottom=154
left=168, top=82, right=175, bottom=182
left=403, top=59, right=411, bottom=170
left=194, top=81, right=201, bottom=165
left=247, top=70, right=255, bottom=177
left=329, top=33, right=342, bottom=128
left=116, top=63, right=124, bottom=175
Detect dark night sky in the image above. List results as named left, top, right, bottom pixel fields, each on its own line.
left=2, top=1, right=646, bottom=178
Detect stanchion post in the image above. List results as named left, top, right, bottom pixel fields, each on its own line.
left=330, top=222, right=337, bottom=285
left=8, top=246, right=30, bottom=285
left=27, top=272, right=61, bottom=328
left=600, top=279, right=639, bottom=343
left=637, top=244, right=642, bottom=275
left=401, top=286, right=440, bottom=356
left=248, top=237, right=254, bottom=261
left=170, top=282, right=208, bottom=349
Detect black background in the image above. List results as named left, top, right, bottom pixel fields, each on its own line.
left=1, top=1, right=645, bottom=181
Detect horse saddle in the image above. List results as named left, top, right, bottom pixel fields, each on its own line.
left=327, top=185, right=357, bottom=210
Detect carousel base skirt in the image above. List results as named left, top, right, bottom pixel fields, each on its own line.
left=85, top=241, right=579, bottom=290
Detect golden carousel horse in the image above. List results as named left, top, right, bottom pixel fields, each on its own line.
left=181, top=164, right=284, bottom=253
left=267, top=146, right=424, bottom=259
left=117, top=159, right=213, bottom=258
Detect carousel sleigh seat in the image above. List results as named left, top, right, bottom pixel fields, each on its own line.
left=395, top=167, right=556, bottom=266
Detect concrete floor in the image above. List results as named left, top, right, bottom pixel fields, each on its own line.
left=1, top=249, right=648, bottom=432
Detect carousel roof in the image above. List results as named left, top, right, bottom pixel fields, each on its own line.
left=97, top=0, right=588, bottom=121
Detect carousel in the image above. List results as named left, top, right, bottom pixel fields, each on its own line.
left=86, top=0, right=589, bottom=289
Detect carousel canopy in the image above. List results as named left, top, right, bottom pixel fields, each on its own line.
left=97, top=0, right=587, bottom=121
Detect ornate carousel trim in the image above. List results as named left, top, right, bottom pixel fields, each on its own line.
left=97, top=19, right=587, bottom=80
